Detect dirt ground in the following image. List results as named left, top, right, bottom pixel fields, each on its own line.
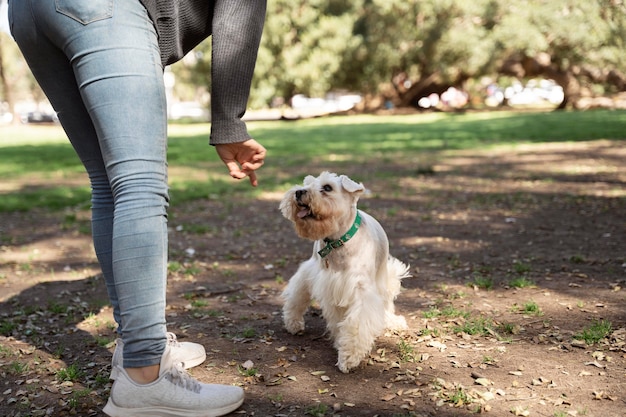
left=1, top=139, right=625, bottom=417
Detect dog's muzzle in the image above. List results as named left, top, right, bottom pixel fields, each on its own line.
left=295, top=189, right=313, bottom=218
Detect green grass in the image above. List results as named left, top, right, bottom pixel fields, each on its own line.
left=1, top=110, right=625, bottom=212
left=575, top=319, right=612, bottom=344
left=56, top=363, right=84, bottom=382
left=508, top=276, right=535, bottom=288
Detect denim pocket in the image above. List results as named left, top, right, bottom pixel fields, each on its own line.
left=55, top=0, right=113, bottom=25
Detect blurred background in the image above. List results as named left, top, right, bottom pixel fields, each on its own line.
left=2, top=0, right=626, bottom=124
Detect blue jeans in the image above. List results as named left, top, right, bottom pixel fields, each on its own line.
left=9, top=0, right=168, bottom=368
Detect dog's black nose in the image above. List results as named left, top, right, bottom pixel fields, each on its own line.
left=295, top=189, right=307, bottom=200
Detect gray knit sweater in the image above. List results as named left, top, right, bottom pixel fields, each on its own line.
left=139, top=0, right=267, bottom=144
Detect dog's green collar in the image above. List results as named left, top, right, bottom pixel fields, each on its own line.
left=318, top=211, right=362, bottom=258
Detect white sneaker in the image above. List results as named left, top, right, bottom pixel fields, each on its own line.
left=103, top=346, right=244, bottom=417
left=110, top=332, right=206, bottom=380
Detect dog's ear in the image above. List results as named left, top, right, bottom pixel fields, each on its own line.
left=340, top=175, right=365, bottom=194
left=303, top=175, right=316, bottom=186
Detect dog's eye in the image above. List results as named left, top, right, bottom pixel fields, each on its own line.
left=322, top=184, right=333, bottom=192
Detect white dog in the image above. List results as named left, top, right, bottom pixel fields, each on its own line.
left=280, top=172, right=410, bottom=373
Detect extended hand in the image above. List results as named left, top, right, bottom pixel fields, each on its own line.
left=215, top=139, right=267, bottom=187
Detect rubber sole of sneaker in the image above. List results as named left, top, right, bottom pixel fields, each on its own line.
left=102, top=397, right=244, bottom=417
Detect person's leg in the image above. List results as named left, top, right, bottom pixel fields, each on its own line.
left=10, top=0, right=168, bottom=370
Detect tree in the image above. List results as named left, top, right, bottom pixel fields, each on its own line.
left=0, top=31, right=40, bottom=123
left=253, top=0, right=361, bottom=107
left=494, top=0, right=626, bottom=109
left=346, top=0, right=497, bottom=108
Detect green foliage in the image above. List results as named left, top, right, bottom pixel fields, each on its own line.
left=453, top=316, right=493, bottom=336
left=512, top=260, right=532, bottom=275
left=5, top=1, right=626, bottom=108
left=56, top=364, right=84, bottom=382
left=305, top=403, right=329, bottom=417
left=521, top=301, right=542, bottom=315
left=469, top=273, right=493, bottom=290
left=575, top=320, right=612, bottom=344
left=508, top=276, right=535, bottom=289
left=397, top=339, right=417, bottom=363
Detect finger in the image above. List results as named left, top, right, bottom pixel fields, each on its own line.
left=225, top=160, right=246, bottom=180
left=248, top=171, right=258, bottom=187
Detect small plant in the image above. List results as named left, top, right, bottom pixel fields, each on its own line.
left=183, top=263, right=201, bottom=276
left=569, top=254, right=586, bottom=264
left=423, top=307, right=440, bottom=319
left=68, top=389, right=90, bottom=408
left=397, top=339, right=416, bottom=362
left=453, top=316, right=493, bottom=336
left=468, top=274, right=493, bottom=290
left=575, top=320, right=612, bottom=344
left=94, top=372, right=110, bottom=387
left=94, top=336, right=113, bottom=347
left=47, top=302, right=68, bottom=314
left=449, top=386, right=472, bottom=406
left=508, top=276, right=535, bottom=288
left=267, top=393, right=284, bottom=403
left=521, top=300, right=542, bottom=315
left=482, top=355, right=495, bottom=364
left=191, top=299, right=209, bottom=308
left=417, top=327, right=441, bottom=337
left=498, top=322, right=517, bottom=335
left=168, top=261, right=182, bottom=273
left=237, top=365, right=258, bottom=377
left=8, top=361, right=29, bottom=375
left=512, top=260, right=531, bottom=275
left=305, top=403, right=328, bottom=417
left=423, top=306, right=469, bottom=320
left=0, top=320, right=16, bottom=336
left=56, top=364, right=84, bottom=382
left=241, top=327, right=256, bottom=338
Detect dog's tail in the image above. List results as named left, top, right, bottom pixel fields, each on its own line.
left=388, top=256, right=411, bottom=281
left=384, top=256, right=411, bottom=301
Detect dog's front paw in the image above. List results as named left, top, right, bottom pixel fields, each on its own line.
left=284, top=317, right=305, bottom=335
left=386, top=314, right=408, bottom=330
left=336, top=353, right=363, bottom=373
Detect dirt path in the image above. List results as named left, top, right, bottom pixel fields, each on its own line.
left=1, top=140, right=625, bottom=417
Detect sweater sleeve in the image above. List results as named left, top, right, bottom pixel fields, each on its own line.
left=209, top=0, right=266, bottom=145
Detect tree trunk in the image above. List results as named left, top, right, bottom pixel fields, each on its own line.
left=0, top=39, right=18, bottom=124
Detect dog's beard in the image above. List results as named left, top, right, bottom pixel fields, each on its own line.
left=284, top=197, right=344, bottom=241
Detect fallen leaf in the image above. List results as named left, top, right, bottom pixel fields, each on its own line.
left=427, top=340, right=447, bottom=351
left=511, top=405, right=530, bottom=416
left=475, top=378, right=493, bottom=386
left=480, top=391, right=496, bottom=401
left=584, top=361, right=605, bottom=368
left=381, top=393, right=397, bottom=401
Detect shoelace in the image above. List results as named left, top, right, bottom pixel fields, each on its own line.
left=166, top=332, right=181, bottom=347
left=164, top=364, right=202, bottom=394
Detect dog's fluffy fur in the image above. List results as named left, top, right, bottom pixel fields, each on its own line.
left=280, top=172, right=410, bottom=373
